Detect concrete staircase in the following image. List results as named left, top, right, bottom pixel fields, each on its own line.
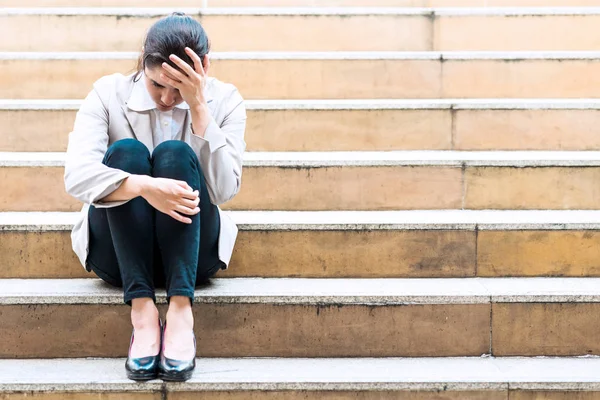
left=3, top=1, right=600, bottom=399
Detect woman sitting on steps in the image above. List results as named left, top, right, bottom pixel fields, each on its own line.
left=63, top=12, right=246, bottom=382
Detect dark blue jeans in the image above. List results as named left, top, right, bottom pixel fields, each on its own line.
left=87, top=139, right=224, bottom=306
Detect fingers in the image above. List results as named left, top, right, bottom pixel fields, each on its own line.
left=161, top=62, right=186, bottom=83
left=174, top=204, right=200, bottom=216
left=178, top=188, right=199, bottom=201
left=169, top=53, right=196, bottom=79
left=185, top=47, right=206, bottom=76
left=168, top=210, right=192, bottom=224
left=179, top=195, right=200, bottom=209
left=174, top=180, right=193, bottom=191
left=159, top=72, right=181, bottom=89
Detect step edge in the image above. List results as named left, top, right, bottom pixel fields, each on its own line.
left=5, top=98, right=600, bottom=110
left=4, top=50, right=600, bottom=60
left=4, top=210, right=600, bottom=231
left=5, top=6, right=600, bottom=16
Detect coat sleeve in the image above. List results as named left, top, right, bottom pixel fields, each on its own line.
left=188, top=86, right=247, bottom=205
left=64, top=77, right=132, bottom=208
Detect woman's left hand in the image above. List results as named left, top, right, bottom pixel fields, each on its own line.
left=160, top=47, right=207, bottom=110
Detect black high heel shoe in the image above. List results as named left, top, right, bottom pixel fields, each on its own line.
left=158, top=320, right=196, bottom=382
left=125, top=318, right=162, bottom=381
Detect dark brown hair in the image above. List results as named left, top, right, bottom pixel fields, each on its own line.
left=133, top=12, right=211, bottom=82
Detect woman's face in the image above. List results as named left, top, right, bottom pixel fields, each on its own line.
left=144, top=66, right=183, bottom=112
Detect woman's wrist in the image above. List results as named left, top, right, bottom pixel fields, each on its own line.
left=190, top=103, right=210, bottom=138
left=132, top=175, right=153, bottom=198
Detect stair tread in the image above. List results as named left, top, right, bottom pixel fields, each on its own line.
left=4, top=210, right=600, bottom=230
left=1, top=356, right=600, bottom=391
left=4, top=50, right=600, bottom=60
left=5, top=150, right=600, bottom=167
left=3, top=277, right=600, bottom=304
left=4, top=6, right=600, bottom=16
left=6, top=98, right=600, bottom=110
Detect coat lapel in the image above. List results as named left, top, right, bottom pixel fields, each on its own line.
left=121, top=104, right=154, bottom=151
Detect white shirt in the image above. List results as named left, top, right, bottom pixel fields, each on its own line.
left=126, top=71, right=190, bottom=149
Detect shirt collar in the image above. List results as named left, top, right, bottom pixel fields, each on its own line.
left=127, top=70, right=191, bottom=112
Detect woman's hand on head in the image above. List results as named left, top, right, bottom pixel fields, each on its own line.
left=140, top=177, right=200, bottom=224
left=159, top=47, right=208, bottom=110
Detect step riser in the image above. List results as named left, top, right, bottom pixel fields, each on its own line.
left=3, top=14, right=600, bottom=52
left=3, top=302, right=600, bottom=357
left=5, top=166, right=600, bottom=211
left=493, top=303, right=600, bottom=356
left=1, top=230, right=476, bottom=278
left=0, top=303, right=489, bottom=357
left=0, top=14, right=429, bottom=52
left=4, top=58, right=600, bottom=100
left=5, top=108, right=600, bottom=152
left=4, top=229, right=600, bottom=279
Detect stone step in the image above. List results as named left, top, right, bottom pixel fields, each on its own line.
left=3, top=356, right=600, bottom=398
left=3, top=51, right=600, bottom=100
left=3, top=277, right=600, bottom=357
left=9, top=0, right=600, bottom=7
left=4, top=99, right=600, bottom=152
left=4, top=151, right=600, bottom=212
left=4, top=210, right=600, bottom=279
left=3, top=8, right=600, bottom=52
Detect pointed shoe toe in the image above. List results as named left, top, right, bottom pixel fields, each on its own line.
left=158, top=321, right=196, bottom=382
left=158, top=355, right=196, bottom=382
left=126, top=355, right=160, bottom=381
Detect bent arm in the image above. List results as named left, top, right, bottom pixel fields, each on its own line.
left=188, top=88, right=247, bottom=205
left=64, top=83, right=131, bottom=208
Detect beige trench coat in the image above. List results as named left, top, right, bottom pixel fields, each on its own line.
left=64, top=71, right=246, bottom=272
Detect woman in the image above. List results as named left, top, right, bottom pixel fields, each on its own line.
left=64, top=12, right=246, bottom=382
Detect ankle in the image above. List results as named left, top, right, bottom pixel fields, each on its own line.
left=166, top=296, right=193, bottom=327
left=130, top=298, right=160, bottom=328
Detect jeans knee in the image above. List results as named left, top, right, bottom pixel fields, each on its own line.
left=152, top=140, right=199, bottom=175
left=103, top=139, right=151, bottom=175
left=153, top=140, right=195, bottom=162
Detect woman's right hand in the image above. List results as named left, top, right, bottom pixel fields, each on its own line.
left=140, top=176, right=200, bottom=224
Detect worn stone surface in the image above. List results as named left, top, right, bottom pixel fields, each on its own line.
left=478, top=231, right=600, bottom=277
left=0, top=165, right=464, bottom=211
left=0, top=57, right=441, bottom=100
left=1, top=109, right=452, bottom=152
left=228, top=166, right=463, bottom=210
left=436, top=15, right=600, bottom=51
left=246, top=109, right=452, bottom=152
left=0, top=231, right=86, bottom=279
left=0, top=303, right=490, bottom=357
left=0, top=230, right=476, bottom=279
left=0, top=14, right=430, bottom=52
left=492, top=303, right=600, bottom=356
left=0, top=167, right=78, bottom=212
left=454, top=110, right=600, bottom=151
left=511, top=392, right=600, bottom=399
left=0, top=394, right=159, bottom=400
left=229, top=230, right=476, bottom=278
left=6, top=0, right=600, bottom=5
left=465, top=167, right=600, bottom=209
left=7, top=107, right=600, bottom=153
left=171, top=391, right=507, bottom=399
left=0, top=110, right=73, bottom=152
left=443, top=60, right=600, bottom=99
